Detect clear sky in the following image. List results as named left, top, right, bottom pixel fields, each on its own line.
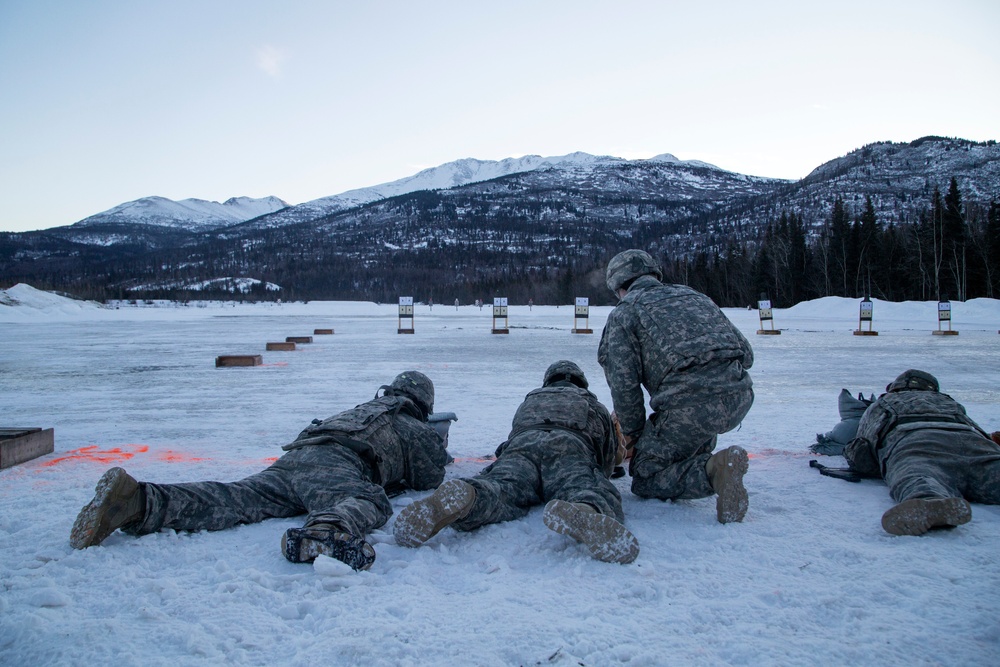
left=1, top=0, right=998, bottom=233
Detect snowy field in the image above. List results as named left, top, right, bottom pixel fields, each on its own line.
left=2, top=284, right=999, bottom=666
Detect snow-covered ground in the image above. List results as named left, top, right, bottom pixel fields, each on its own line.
left=2, top=285, right=998, bottom=666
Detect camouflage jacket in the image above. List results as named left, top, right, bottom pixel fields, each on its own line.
left=496, top=381, right=618, bottom=477
left=844, top=389, right=989, bottom=477
left=598, top=275, right=754, bottom=437
left=283, top=395, right=450, bottom=490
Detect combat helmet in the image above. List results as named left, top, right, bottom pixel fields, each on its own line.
left=390, top=371, right=435, bottom=415
left=886, top=369, right=940, bottom=393
left=543, top=360, right=589, bottom=389
left=606, top=249, right=662, bottom=294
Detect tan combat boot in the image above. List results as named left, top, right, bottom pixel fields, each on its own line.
left=706, top=446, right=749, bottom=524
left=881, top=497, right=971, bottom=536
left=393, top=479, right=476, bottom=547
left=70, top=467, right=145, bottom=549
left=542, top=499, right=640, bottom=564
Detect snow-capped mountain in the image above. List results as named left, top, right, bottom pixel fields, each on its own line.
left=63, top=154, right=723, bottom=234
left=244, top=152, right=728, bottom=229
left=74, top=195, right=289, bottom=231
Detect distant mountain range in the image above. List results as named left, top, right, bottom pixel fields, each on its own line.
left=68, top=152, right=737, bottom=235
left=2, top=136, right=998, bottom=305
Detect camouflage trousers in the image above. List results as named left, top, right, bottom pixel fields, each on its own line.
left=630, top=388, right=753, bottom=500
left=124, top=444, right=393, bottom=538
left=453, top=431, right=624, bottom=531
left=883, top=428, right=1000, bottom=504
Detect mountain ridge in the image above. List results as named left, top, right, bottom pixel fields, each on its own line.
left=2, top=135, right=997, bottom=306
left=67, top=152, right=738, bottom=234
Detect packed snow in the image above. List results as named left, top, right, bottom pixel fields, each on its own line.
left=1, top=286, right=998, bottom=666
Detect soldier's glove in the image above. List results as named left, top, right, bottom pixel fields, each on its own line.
left=992, top=431, right=1000, bottom=446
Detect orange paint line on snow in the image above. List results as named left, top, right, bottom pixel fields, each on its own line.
left=40, top=443, right=279, bottom=468
left=41, top=443, right=150, bottom=467
left=156, top=450, right=209, bottom=463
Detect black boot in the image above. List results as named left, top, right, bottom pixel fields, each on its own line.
left=281, top=525, right=377, bottom=571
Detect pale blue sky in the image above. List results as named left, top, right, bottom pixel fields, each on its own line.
left=1, top=0, right=997, bottom=232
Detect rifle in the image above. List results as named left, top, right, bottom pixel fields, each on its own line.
left=808, top=459, right=877, bottom=483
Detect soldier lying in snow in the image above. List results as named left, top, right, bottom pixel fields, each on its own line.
left=393, top=360, right=640, bottom=564
left=843, top=369, right=1000, bottom=536
left=70, top=371, right=451, bottom=571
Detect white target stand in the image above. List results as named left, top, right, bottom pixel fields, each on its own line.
left=492, top=297, right=509, bottom=334
left=854, top=296, right=878, bottom=336
left=756, top=294, right=780, bottom=335
left=398, top=296, right=415, bottom=334
left=572, top=297, right=593, bottom=334
left=932, top=300, right=958, bottom=336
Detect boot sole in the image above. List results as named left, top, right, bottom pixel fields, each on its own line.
left=70, top=467, right=139, bottom=549
left=393, top=479, right=476, bottom=547
left=714, top=446, right=749, bottom=524
left=282, top=529, right=377, bottom=570
left=543, top=500, right=639, bottom=564
left=881, top=497, right=972, bottom=536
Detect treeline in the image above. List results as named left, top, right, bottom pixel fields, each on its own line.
left=666, top=178, right=1000, bottom=307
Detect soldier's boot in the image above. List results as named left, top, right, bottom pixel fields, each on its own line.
left=706, top=446, right=749, bottom=524
left=881, top=497, right=972, bottom=536
left=281, top=523, right=377, bottom=571
left=393, top=479, right=476, bottom=547
left=542, top=500, right=640, bottom=564
left=70, top=467, right=145, bottom=549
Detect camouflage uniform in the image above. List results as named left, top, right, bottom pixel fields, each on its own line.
left=844, top=375, right=1000, bottom=508
left=599, top=273, right=754, bottom=500
left=451, top=378, right=623, bottom=529
left=123, top=394, right=450, bottom=539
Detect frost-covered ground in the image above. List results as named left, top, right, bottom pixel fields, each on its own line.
left=2, top=284, right=999, bottom=666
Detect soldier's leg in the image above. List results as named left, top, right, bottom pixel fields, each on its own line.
left=630, top=390, right=751, bottom=505
left=291, top=446, right=393, bottom=536
left=629, top=407, right=718, bottom=501
left=881, top=433, right=971, bottom=536
left=453, top=451, right=541, bottom=530
left=281, top=446, right=386, bottom=569
left=128, top=459, right=300, bottom=535
left=539, top=442, right=638, bottom=563
left=540, top=442, right=625, bottom=521
left=954, top=432, right=1000, bottom=505
left=884, top=436, right=963, bottom=503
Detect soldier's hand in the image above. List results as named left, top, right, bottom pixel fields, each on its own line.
left=612, top=412, right=638, bottom=465
left=616, top=442, right=635, bottom=465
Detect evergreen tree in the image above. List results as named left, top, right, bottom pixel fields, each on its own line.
left=827, top=198, right=851, bottom=296
left=942, top=177, right=966, bottom=299
left=984, top=201, right=1000, bottom=297
left=857, top=195, right=882, bottom=297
